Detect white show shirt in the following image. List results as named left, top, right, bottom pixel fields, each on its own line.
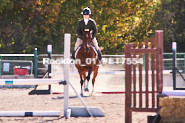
left=84, top=19, right=89, bottom=25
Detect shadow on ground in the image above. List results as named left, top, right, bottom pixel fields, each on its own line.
left=52, top=95, right=89, bottom=100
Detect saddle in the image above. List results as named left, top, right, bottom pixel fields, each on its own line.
left=75, top=45, right=98, bottom=59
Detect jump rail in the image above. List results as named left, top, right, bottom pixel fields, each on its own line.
left=0, top=111, right=61, bottom=117
left=0, top=79, right=66, bottom=85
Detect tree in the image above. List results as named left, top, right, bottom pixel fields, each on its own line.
left=87, top=0, right=159, bottom=54
left=0, top=0, right=63, bottom=54
left=154, top=0, right=185, bottom=52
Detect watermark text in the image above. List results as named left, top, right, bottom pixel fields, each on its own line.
left=43, top=58, right=143, bottom=65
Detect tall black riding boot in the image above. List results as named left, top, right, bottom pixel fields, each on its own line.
left=71, top=49, right=76, bottom=59
left=97, top=49, right=102, bottom=60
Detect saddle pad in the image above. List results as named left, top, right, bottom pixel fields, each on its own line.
left=75, top=45, right=98, bottom=58
left=75, top=46, right=81, bottom=58
left=91, top=45, right=98, bottom=56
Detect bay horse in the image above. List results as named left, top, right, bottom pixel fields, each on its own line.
left=75, top=29, right=100, bottom=96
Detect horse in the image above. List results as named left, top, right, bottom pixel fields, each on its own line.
left=75, top=29, right=100, bottom=96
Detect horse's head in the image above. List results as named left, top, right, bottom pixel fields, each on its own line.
left=83, top=29, right=91, bottom=52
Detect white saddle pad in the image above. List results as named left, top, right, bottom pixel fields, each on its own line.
left=75, top=45, right=98, bottom=58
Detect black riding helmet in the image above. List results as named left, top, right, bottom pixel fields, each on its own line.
left=81, top=7, right=91, bottom=15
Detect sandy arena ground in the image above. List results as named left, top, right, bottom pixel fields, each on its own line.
left=0, top=88, right=158, bottom=123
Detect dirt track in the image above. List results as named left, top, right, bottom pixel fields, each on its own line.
left=0, top=89, right=156, bottom=123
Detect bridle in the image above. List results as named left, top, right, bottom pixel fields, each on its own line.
left=83, top=29, right=91, bottom=52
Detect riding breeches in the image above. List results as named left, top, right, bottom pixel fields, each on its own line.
left=74, top=38, right=99, bottom=51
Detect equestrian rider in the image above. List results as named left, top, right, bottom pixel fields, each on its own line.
left=71, top=7, right=102, bottom=61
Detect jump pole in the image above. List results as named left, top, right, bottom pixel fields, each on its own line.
left=0, top=79, right=66, bottom=85
left=0, top=111, right=61, bottom=117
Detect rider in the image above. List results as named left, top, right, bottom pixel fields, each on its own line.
left=71, top=7, right=102, bottom=61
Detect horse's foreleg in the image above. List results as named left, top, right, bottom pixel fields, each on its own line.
left=92, top=69, right=98, bottom=94
left=82, top=72, right=86, bottom=91
left=85, top=68, right=92, bottom=92
left=80, top=75, right=84, bottom=96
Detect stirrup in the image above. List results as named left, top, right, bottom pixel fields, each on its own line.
left=100, top=60, right=103, bottom=65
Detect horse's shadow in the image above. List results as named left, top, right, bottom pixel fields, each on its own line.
left=52, top=95, right=89, bottom=100
left=41, top=116, right=65, bottom=123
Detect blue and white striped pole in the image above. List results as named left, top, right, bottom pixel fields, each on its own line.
left=0, top=111, right=61, bottom=117
left=0, top=79, right=65, bottom=85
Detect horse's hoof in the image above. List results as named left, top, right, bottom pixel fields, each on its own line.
left=84, top=88, right=89, bottom=92
left=92, top=92, right=95, bottom=96
left=80, top=94, right=83, bottom=97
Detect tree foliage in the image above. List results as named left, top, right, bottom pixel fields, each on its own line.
left=0, top=0, right=161, bottom=54
left=154, top=0, right=185, bottom=52
left=88, top=0, right=159, bottom=54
